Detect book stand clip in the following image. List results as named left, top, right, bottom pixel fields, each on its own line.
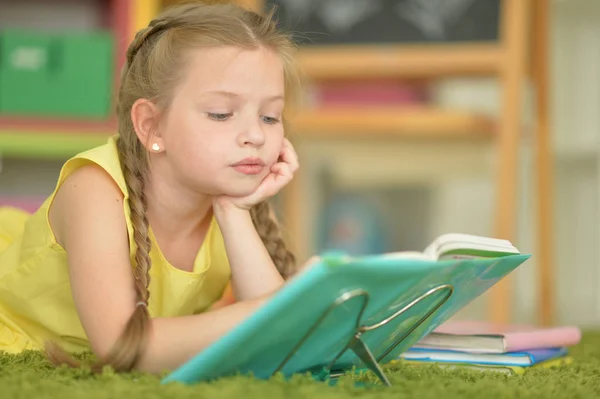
left=271, top=284, right=454, bottom=386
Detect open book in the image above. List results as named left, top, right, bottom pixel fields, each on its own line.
left=161, top=238, right=530, bottom=387
left=381, top=233, right=520, bottom=261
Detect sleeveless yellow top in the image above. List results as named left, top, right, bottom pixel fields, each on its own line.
left=0, top=136, right=231, bottom=354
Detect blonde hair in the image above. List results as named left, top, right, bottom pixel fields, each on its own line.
left=47, top=0, right=299, bottom=372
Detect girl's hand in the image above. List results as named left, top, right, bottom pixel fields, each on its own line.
left=214, top=139, right=299, bottom=211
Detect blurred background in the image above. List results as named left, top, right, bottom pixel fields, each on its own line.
left=0, top=0, right=597, bottom=328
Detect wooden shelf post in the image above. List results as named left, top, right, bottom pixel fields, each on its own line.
left=531, top=0, right=555, bottom=326
left=489, top=0, right=532, bottom=324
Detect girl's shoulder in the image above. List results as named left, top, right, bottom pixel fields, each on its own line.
left=55, top=135, right=129, bottom=199
left=48, top=135, right=132, bottom=249
left=49, top=160, right=128, bottom=252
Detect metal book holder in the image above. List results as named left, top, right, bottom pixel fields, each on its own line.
left=270, top=284, right=454, bottom=386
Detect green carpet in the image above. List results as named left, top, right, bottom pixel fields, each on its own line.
left=2, top=332, right=600, bottom=399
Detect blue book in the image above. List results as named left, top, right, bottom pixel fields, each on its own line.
left=400, top=347, right=568, bottom=366
left=160, top=248, right=531, bottom=386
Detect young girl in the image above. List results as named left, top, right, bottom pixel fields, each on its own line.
left=0, top=1, right=308, bottom=374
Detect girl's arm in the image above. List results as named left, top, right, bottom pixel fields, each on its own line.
left=212, top=203, right=284, bottom=301
left=50, top=164, right=268, bottom=374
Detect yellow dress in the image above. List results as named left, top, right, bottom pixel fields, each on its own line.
left=0, top=136, right=231, bottom=354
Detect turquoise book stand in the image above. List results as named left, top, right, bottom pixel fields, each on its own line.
left=161, top=253, right=531, bottom=386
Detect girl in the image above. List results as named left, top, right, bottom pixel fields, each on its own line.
left=0, top=1, right=307, bottom=374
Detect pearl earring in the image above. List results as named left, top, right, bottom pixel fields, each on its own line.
left=151, top=143, right=160, bottom=152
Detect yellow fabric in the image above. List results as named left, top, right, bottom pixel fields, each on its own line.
left=0, top=136, right=231, bottom=354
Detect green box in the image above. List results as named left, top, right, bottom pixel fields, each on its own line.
left=52, top=33, right=115, bottom=118
left=0, top=30, right=114, bottom=118
left=0, top=30, right=56, bottom=114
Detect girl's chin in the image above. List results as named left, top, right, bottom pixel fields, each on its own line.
left=208, top=174, right=266, bottom=197
left=217, top=184, right=260, bottom=198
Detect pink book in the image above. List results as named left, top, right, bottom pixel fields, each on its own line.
left=414, top=320, right=582, bottom=353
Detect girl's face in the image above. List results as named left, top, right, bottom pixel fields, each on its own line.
left=157, top=45, right=286, bottom=197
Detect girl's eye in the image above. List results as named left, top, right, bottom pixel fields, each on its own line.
left=262, top=116, right=281, bottom=125
left=207, top=112, right=232, bottom=121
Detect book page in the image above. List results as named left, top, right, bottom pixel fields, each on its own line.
left=378, top=251, right=433, bottom=261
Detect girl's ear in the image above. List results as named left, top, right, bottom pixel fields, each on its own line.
left=131, top=98, right=165, bottom=153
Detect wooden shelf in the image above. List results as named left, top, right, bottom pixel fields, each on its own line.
left=287, top=107, right=496, bottom=138
left=296, top=44, right=504, bottom=80
left=0, top=116, right=116, bottom=133
left=0, top=116, right=114, bottom=159
left=0, top=132, right=110, bottom=159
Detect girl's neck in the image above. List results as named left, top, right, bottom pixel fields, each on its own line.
left=144, top=170, right=213, bottom=239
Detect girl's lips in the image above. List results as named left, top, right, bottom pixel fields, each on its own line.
left=232, top=164, right=265, bottom=175
left=231, top=157, right=266, bottom=175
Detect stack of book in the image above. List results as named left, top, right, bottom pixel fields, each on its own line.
left=398, top=320, right=582, bottom=375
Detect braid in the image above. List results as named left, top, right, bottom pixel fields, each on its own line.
left=250, top=201, right=296, bottom=278
left=126, top=3, right=211, bottom=68
left=126, top=18, right=178, bottom=67
left=119, top=142, right=152, bottom=305
left=91, top=138, right=155, bottom=372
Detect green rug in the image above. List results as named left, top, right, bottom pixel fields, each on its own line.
left=2, top=332, right=600, bottom=399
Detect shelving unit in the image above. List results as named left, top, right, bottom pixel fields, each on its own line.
left=0, top=0, right=554, bottom=326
